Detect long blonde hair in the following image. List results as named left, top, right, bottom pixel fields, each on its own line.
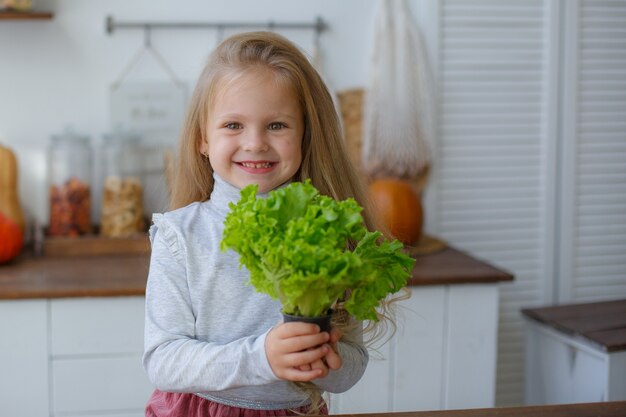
left=170, top=30, right=403, bottom=413
left=171, top=32, right=376, bottom=227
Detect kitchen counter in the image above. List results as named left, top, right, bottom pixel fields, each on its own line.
left=327, top=401, right=626, bottom=417
left=522, top=299, right=626, bottom=352
left=0, top=245, right=512, bottom=299
left=1, top=243, right=513, bottom=415
left=0, top=253, right=149, bottom=299
left=409, top=246, right=513, bottom=286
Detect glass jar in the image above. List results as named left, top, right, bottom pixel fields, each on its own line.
left=99, top=132, right=145, bottom=238
left=47, top=128, right=93, bottom=236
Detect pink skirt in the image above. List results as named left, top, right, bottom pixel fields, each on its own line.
left=145, top=389, right=328, bottom=417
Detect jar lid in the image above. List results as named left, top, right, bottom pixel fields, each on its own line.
left=50, top=126, right=90, bottom=145
left=103, top=126, right=142, bottom=144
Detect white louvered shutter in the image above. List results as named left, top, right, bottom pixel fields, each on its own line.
left=559, top=0, right=626, bottom=302
left=434, top=0, right=559, bottom=406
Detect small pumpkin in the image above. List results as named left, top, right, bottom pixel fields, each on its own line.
left=0, top=211, right=23, bottom=264
left=0, top=144, right=25, bottom=231
left=369, top=178, right=423, bottom=245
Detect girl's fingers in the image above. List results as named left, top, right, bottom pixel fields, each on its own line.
left=271, top=322, right=330, bottom=352
left=280, top=367, right=325, bottom=382
left=323, top=344, right=342, bottom=370
left=293, top=333, right=329, bottom=352
left=278, top=332, right=330, bottom=353
left=273, top=322, right=321, bottom=338
left=329, top=327, right=342, bottom=344
left=309, top=358, right=329, bottom=378
left=298, top=363, right=312, bottom=371
left=287, top=356, right=330, bottom=381
left=282, top=345, right=329, bottom=368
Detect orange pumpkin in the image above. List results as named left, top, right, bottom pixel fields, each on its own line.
left=369, top=179, right=423, bottom=245
left=0, top=211, right=23, bottom=264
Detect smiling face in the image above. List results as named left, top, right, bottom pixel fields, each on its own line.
left=201, top=67, right=304, bottom=194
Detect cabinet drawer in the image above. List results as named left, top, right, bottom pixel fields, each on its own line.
left=52, top=355, right=153, bottom=414
left=0, top=300, right=49, bottom=417
left=51, top=296, right=145, bottom=355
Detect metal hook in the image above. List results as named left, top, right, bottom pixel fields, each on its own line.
left=144, top=24, right=152, bottom=48
left=313, top=18, right=321, bottom=51
left=315, top=16, right=326, bottom=36
left=216, top=24, right=224, bottom=44
left=106, top=15, right=114, bottom=34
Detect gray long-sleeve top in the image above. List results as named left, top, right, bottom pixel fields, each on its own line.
left=143, top=174, right=368, bottom=410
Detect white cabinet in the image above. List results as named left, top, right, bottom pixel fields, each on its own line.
left=49, top=297, right=153, bottom=416
left=0, top=296, right=153, bottom=417
left=523, top=299, right=626, bottom=405
left=50, top=297, right=145, bottom=355
left=53, top=356, right=150, bottom=415
left=1, top=286, right=501, bottom=416
left=0, top=300, right=49, bottom=417
left=330, top=283, right=500, bottom=414
left=524, top=317, right=626, bottom=404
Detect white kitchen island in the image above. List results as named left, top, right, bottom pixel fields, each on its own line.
left=522, top=299, right=626, bottom=405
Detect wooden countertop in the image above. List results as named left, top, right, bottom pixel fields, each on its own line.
left=522, top=299, right=626, bottom=352
left=326, top=401, right=626, bottom=417
left=0, top=245, right=512, bottom=300
left=409, top=246, right=513, bottom=286
left=0, top=253, right=149, bottom=299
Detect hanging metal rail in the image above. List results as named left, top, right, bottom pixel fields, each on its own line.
left=105, top=15, right=327, bottom=36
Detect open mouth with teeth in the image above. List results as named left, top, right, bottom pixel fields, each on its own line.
left=237, top=161, right=276, bottom=172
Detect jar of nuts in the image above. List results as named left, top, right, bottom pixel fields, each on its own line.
left=99, top=132, right=145, bottom=238
left=47, top=128, right=93, bottom=237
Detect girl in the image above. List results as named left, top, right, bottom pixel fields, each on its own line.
left=143, top=31, right=380, bottom=416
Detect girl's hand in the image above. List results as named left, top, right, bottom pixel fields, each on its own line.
left=322, top=327, right=343, bottom=371
left=265, top=322, right=332, bottom=381
left=300, top=327, right=343, bottom=376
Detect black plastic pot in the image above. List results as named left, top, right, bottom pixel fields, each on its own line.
left=282, top=310, right=332, bottom=333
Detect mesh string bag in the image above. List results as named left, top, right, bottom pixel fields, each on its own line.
left=362, top=0, right=434, bottom=179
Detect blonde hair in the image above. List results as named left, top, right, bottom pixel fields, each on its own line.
left=171, top=31, right=375, bottom=226
left=170, top=30, right=403, bottom=413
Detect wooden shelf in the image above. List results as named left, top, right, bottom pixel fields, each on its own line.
left=0, top=10, right=53, bottom=20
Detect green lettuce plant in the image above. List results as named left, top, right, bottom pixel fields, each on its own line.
left=220, top=181, right=415, bottom=321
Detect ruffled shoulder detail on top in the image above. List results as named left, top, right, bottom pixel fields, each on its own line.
left=149, top=213, right=185, bottom=263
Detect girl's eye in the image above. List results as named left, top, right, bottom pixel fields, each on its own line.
left=225, top=122, right=242, bottom=130
left=268, top=122, right=285, bottom=131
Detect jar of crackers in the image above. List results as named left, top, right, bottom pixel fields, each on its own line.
left=47, top=128, right=93, bottom=236
left=99, top=132, right=145, bottom=238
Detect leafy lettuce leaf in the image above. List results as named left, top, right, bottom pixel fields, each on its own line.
left=220, top=180, right=415, bottom=321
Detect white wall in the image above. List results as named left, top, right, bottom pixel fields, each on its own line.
left=1, top=0, right=434, bottom=228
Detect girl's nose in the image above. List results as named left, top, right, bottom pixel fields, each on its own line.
left=242, top=130, right=270, bottom=152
